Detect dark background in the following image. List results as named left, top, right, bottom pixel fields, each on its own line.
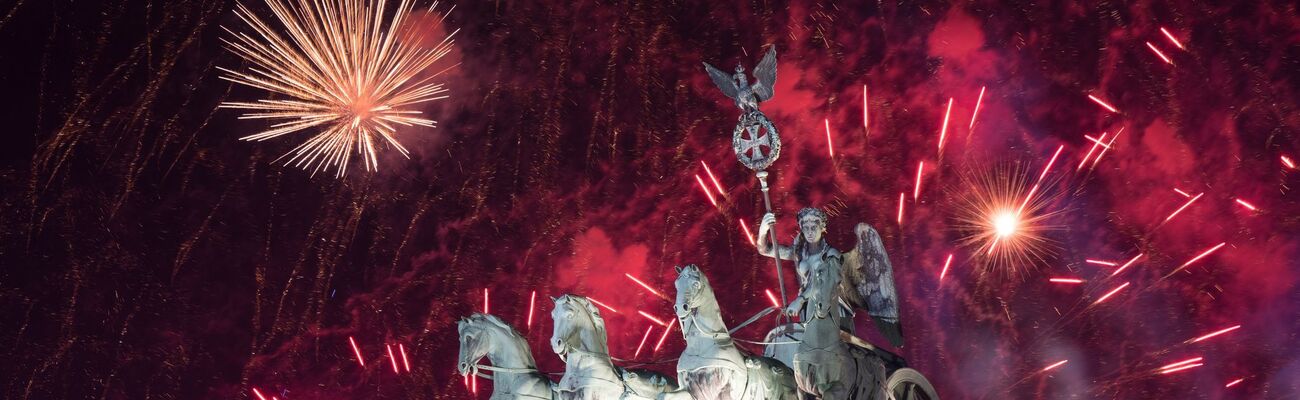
left=1, top=0, right=1298, bottom=398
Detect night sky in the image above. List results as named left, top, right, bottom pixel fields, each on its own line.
left=2, top=0, right=1299, bottom=399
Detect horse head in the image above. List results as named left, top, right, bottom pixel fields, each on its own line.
left=674, top=264, right=715, bottom=319
left=549, top=294, right=607, bottom=361
left=457, top=314, right=494, bottom=376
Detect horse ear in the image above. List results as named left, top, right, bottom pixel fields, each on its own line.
left=674, top=265, right=683, bottom=274
left=549, top=295, right=559, bottom=303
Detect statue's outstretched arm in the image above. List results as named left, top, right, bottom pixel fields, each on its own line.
left=756, top=213, right=795, bottom=261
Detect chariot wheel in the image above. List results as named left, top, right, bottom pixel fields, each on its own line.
left=886, top=368, right=938, bottom=400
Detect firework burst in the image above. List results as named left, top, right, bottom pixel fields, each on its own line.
left=952, top=162, right=1064, bottom=276
left=219, top=0, right=457, bottom=176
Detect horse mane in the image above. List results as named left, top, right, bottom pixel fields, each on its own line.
left=559, top=295, right=610, bottom=354
left=469, top=313, right=538, bottom=366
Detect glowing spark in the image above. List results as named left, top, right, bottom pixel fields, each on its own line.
left=1091, top=128, right=1122, bottom=167
left=1016, top=184, right=1039, bottom=216
left=349, top=336, right=365, bottom=367
left=483, top=288, right=489, bottom=314
left=1160, top=27, right=1186, bottom=50
left=764, top=289, right=781, bottom=309
left=897, top=192, right=905, bottom=225
left=1088, top=94, right=1120, bottom=113
left=1234, top=198, right=1257, bottom=211
left=1084, top=134, right=1112, bottom=149
left=1042, top=360, right=1068, bottom=372
left=637, top=310, right=669, bottom=326
left=1038, top=145, right=1065, bottom=183
left=387, top=344, right=400, bottom=373
left=472, top=373, right=477, bottom=394
left=587, top=297, right=621, bottom=314
left=914, top=161, right=925, bottom=200
left=1077, top=132, right=1109, bottom=170
left=1226, top=378, right=1244, bottom=388
left=1112, top=253, right=1144, bottom=277
left=1086, top=259, right=1117, bottom=267
left=1146, top=42, right=1174, bottom=64
left=739, top=219, right=757, bottom=247
left=399, top=343, right=410, bottom=372
left=1164, top=192, right=1204, bottom=223
left=825, top=119, right=835, bottom=158
left=862, top=84, right=870, bottom=133
left=955, top=163, right=1061, bottom=275
left=969, top=86, right=986, bottom=130
left=1159, top=363, right=1203, bottom=374
left=938, top=97, right=954, bottom=152
left=253, top=388, right=268, bottom=400
left=1159, top=357, right=1203, bottom=371
left=1191, top=324, right=1241, bottom=343
left=625, top=273, right=671, bottom=302
left=1283, top=155, right=1297, bottom=169
left=1049, top=278, right=1084, bottom=284
left=633, top=325, right=654, bottom=358
left=939, top=253, right=954, bottom=281
left=700, top=161, right=726, bottom=195
left=694, top=174, right=718, bottom=207
left=654, top=319, right=677, bottom=352
left=994, top=212, right=1019, bottom=238
left=219, top=0, right=457, bottom=176
left=527, top=290, right=536, bottom=329
left=1167, top=242, right=1226, bottom=276
left=1093, top=282, right=1130, bottom=305
left=1173, top=188, right=1191, bottom=197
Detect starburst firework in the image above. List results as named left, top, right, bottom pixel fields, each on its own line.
left=952, top=162, right=1063, bottom=276
left=219, top=0, right=457, bottom=176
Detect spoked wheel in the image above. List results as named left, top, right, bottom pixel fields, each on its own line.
left=886, top=368, right=938, bottom=400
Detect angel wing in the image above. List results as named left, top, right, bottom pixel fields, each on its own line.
left=703, top=61, right=740, bottom=100
left=840, top=222, right=904, bottom=347
left=749, top=46, right=777, bottom=101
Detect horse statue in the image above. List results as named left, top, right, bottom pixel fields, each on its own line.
left=457, top=313, right=558, bottom=400
left=792, top=259, right=889, bottom=399
left=659, top=264, right=799, bottom=400
left=550, top=294, right=679, bottom=400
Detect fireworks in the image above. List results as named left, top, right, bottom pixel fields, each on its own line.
left=1042, top=359, right=1068, bottom=372
left=219, top=0, right=457, bottom=176
left=1163, top=192, right=1203, bottom=223
left=1049, top=278, right=1084, bottom=284
left=587, top=297, right=621, bottom=314
left=1165, top=242, right=1226, bottom=277
left=1146, top=42, right=1174, bottom=64
left=387, top=344, right=400, bottom=373
left=633, top=325, right=654, bottom=358
left=1283, top=155, right=1297, bottom=169
left=1111, top=253, right=1144, bottom=277
left=1088, top=94, right=1120, bottom=113
left=969, top=86, right=986, bottom=130
left=349, top=336, right=366, bottom=367
left=1160, top=27, right=1186, bottom=50
left=694, top=174, right=718, bottom=206
left=625, top=273, right=671, bottom=302
left=825, top=118, right=835, bottom=158
left=1225, top=378, right=1244, bottom=388
left=939, top=253, right=953, bottom=281
left=637, top=310, right=669, bottom=326
left=914, top=161, right=926, bottom=200
left=739, top=219, right=757, bottom=246
left=1234, top=198, right=1257, bottom=211
left=1093, top=282, right=1130, bottom=305
left=764, top=289, right=781, bottom=309
left=862, top=84, right=870, bottom=133
left=527, top=290, right=537, bottom=329
left=654, top=319, right=677, bottom=352
left=938, top=97, right=954, bottom=152
left=399, top=343, right=411, bottom=372
left=700, top=161, right=726, bottom=194
left=1190, top=324, right=1241, bottom=343
left=953, top=163, right=1062, bottom=275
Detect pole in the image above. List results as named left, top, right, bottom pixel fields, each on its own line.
left=756, top=171, right=789, bottom=321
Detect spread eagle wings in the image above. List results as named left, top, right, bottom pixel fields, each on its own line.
left=749, top=46, right=777, bottom=101
left=703, top=61, right=739, bottom=100
left=840, top=222, right=904, bottom=347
